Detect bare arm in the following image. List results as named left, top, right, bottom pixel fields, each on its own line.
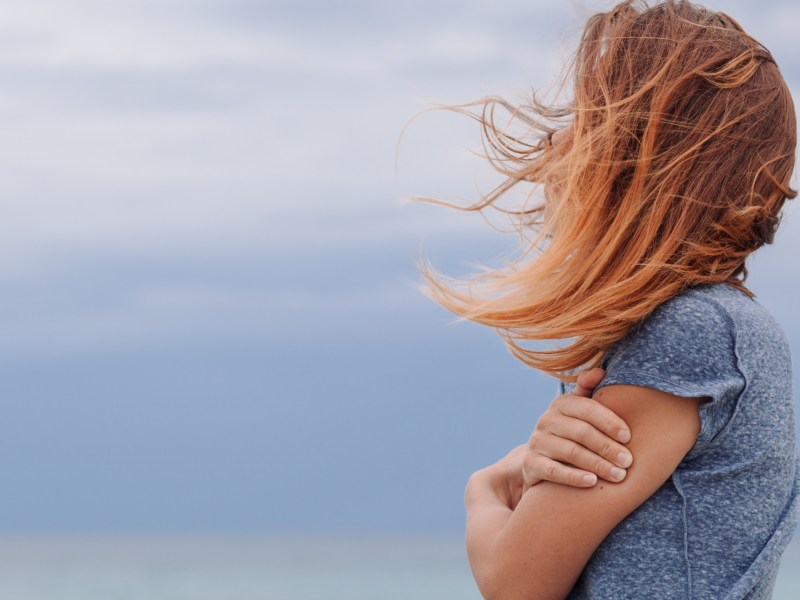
left=521, top=368, right=633, bottom=496
left=465, top=384, right=704, bottom=600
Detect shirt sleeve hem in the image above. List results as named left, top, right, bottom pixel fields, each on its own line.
left=594, top=371, right=713, bottom=399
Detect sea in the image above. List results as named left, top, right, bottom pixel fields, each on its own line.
left=0, top=534, right=797, bottom=600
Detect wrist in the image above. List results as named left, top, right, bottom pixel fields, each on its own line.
left=465, top=467, right=509, bottom=509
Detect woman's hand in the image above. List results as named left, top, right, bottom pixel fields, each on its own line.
left=522, top=368, right=633, bottom=496
left=469, top=368, right=635, bottom=511
left=469, top=444, right=529, bottom=512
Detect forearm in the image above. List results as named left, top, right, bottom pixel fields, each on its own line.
left=465, top=469, right=514, bottom=599
left=465, top=471, right=592, bottom=600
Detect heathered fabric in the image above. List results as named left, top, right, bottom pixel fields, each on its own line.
left=558, top=282, right=800, bottom=599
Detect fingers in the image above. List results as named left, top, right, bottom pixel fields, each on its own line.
left=532, top=432, right=629, bottom=483
left=573, top=367, right=606, bottom=397
left=523, top=455, right=599, bottom=488
left=553, top=392, right=631, bottom=444
left=544, top=412, right=633, bottom=471
left=526, top=371, right=632, bottom=490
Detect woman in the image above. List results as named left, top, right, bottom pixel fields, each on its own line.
left=409, top=1, right=799, bottom=598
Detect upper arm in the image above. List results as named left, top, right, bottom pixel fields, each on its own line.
left=483, top=384, right=704, bottom=600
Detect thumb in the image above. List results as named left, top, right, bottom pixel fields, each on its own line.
left=574, top=367, right=606, bottom=397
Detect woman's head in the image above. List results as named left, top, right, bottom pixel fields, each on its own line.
left=409, top=0, right=796, bottom=379
left=560, top=0, right=794, bottom=271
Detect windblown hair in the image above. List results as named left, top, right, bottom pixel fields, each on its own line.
left=408, top=0, right=797, bottom=381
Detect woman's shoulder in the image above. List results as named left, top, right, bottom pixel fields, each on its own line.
left=683, top=281, right=776, bottom=317
left=626, top=282, right=786, bottom=351
left=609, top=283, right=738, bottom=365
left=598, top=283, right=746, bottom=400
left=598, top=281, right=791, bottom=403
left=680, top=282, right=790, bottom=357
left=643, top=283, right=733, bottom=331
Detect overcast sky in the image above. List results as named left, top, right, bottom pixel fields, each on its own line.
left=0, top=0, right=797, bottom=534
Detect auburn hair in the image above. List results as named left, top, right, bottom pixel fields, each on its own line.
left=407, top=0, right=797, bottom=381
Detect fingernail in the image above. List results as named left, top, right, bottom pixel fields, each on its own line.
left=582, top=474, right=597, bottom=486
left=610, top=467, right=626, bottom=481
left=617, top=429, right=631, bottom=443
left=617, top=451, right=633, bottom=468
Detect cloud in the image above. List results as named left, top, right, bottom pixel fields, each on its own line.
left=0, top=0, right=797, bottom=536
left=0, top=0, right=795, bottom=359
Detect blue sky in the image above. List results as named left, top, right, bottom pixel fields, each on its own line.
left=0, top=0, right=797, bottom=534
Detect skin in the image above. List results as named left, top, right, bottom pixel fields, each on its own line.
left=465, top=384, right=705, bottom=599
left=550, top=124, right=573, bottom=147
left=520, top=368, right=634, bottom=502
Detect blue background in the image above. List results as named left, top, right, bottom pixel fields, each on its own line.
left=0, top=0, right=797, bottom=536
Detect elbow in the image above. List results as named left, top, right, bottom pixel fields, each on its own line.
left=475, top=573, right=507, bottom=600
left=479, top=567, right=562, bottom=600
left=476, top=570, right=533, bottom=600
left=489, top=584, right=530, bottom=600
left=468, top=538, right=554, bottom=600
left=469, top=551, right=511, bottom=600
left=481, top=584, right=537, bottom=600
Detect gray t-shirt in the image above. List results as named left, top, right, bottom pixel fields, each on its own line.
left=559, top=282, right=800, bottom=599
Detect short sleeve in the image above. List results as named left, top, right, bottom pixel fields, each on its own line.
left=594, top=291, right=746, bottom=461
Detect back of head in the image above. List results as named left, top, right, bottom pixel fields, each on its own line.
left=412, top=0, right=797, bottom=379
left=563, top=0, right=796, bottom=286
